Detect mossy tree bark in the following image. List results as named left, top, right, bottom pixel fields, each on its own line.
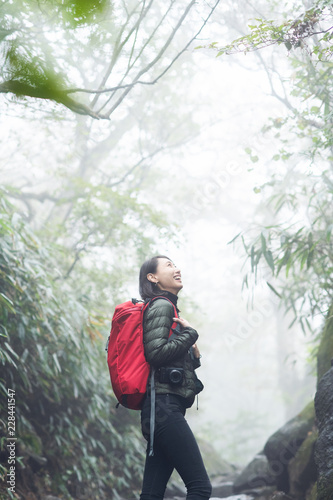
left=316, top=303, right=333, bottom=385
left=313, top=304, right=333, bottom=500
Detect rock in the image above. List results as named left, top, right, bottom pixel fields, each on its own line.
left=210, top=495, right=254, bottom=500
left=266, top=493, right=291, bottom=499
left=165, top=480, right=185, bottom=498
left=314, top=363, right=333, bottom=500
left=233, top=453, right=276, bottom=492
left=243, top=486, right=276, bottom=500
left=263, top=400, right=315, bottom=492
left=197, top=438, right=239, bottom=478
left=288, top=429, right=317, bottom=499
left=210, top=496, right=254, bottom=500
left=211, top=479, right=234, bottom=497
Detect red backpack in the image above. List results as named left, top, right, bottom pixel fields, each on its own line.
left=107, top=297, right=177, bottom=410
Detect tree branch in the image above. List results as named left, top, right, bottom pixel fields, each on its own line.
left=1, top=0, right=220, bottom=119
left=0, top=80, right=109, bottom=120
left=64, top=0, right=221, bottom=113
left=90, top=0, right=154, bottom=108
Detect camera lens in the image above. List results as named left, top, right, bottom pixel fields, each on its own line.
left=169, top=369, right=182, bottom=384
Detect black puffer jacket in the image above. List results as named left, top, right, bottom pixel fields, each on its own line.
left=143, top=295, right=201, bottom=408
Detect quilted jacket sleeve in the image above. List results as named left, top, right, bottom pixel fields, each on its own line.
left=143, top=298, right=198, bottom=367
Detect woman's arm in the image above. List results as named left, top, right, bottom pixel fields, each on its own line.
left=143, top=299, right=198, bottom=367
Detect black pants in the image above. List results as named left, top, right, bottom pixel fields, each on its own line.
left=140, top=393, right=212, bottom=500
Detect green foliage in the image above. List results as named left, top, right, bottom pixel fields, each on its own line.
left=200, top=1, right=333, bottom=58
left=2, top=41, right=68, bottom=107
left=0, top=0, right=112, bottom=117
left=0, top=0, right=215, bottom=119
left=59, top=0, right=110, bottom=26
left=221, top=1, right=333, bottom=335
left=0, top=192, right=145, bottom=498
left=232, top=168, right=333, bottom=331
left=35, top=176, right=177, bottom=312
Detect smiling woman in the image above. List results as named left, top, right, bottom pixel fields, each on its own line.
left=138, top=255, right=211, bottom=500
left=141, top=255, right=183, bottom=296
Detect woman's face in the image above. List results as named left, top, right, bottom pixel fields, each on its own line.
left=148, top=258, right=183, bottom=295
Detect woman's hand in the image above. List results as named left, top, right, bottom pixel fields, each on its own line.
left=173, top=317, right=201, bottom=359
left=192, top=343, right=201, bottom=359
left=173, top=316, right=192, bottom=329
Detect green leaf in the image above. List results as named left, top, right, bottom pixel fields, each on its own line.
left=227, top=232, right=242, bottom=245
left=260, top=233, right=267, bottom=253
left=266, top=282, right=282, bottom=298
left=0, top=293, right=16, bottom=313
left=250, top=245, right=255, bottom=272
left=52, top=353, right=62, bottom=373
left=307, top=249, right=314, bottom=269
left=4, top=342, right=19, bottom=360
left=264, top=250, right=275, bottom=273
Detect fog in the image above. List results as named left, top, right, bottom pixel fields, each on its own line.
left=1, top=0, right=319, bottom=475
left=137, top=52, right=317, bottom=465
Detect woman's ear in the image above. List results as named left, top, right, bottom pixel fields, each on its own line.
left=147, top=273, right=157, bottom=284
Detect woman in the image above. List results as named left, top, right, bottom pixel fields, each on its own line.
left=139, top=255, right=212, bottom=500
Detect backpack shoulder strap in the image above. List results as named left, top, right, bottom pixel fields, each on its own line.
left=145, top=295, right=178, bottom=321
left=145, top=296, right=178, bottom=457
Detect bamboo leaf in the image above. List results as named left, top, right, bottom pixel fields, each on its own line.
left=307, top=249, right=314, bottom=269
left=53, top=352, right=61, bottom=373
left=0, top=293, right=16, bottom=313
left=264, top=250, right=275, bottom=273
left=251, top=245, right=255, bottom=272
left=227, top=231, right=242, bottom=245
left=260, top=233, right=267, bottom=253
left=266, top=281, right=282, bottom=298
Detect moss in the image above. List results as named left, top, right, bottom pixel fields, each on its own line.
left=317, top=473, right=333, bottom=500
left=306, top=482, right=317, bottom=500
left=288, top=429, right=318, bottom=497
left=317, top=303, right=333, bottom=384
left=297, top=400, right=315, bottom=422
left=294, top=428, right=317, bottom=466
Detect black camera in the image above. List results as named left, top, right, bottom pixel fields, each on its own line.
left=159, top=367, right=184, bottom=386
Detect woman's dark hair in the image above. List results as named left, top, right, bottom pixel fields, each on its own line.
left=139, top=255, right=171, bottom=300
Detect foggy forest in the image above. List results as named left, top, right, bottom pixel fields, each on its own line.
left=0, top=1, right=333, bottom=499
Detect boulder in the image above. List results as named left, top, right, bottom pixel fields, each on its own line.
left=233, top=453, right=276, bottom=492
left=238, top=486, right=276, bottom=500
left=211, top=479, right=234, bottom=497
left=314, top=362, right=333, bottom=500
left=165, top=479, right=185, bottom=498
left=210, top=496, right=254, bottom=500
left=197, top=438, right=239, bottom=479
left=263, top=400, right=315, bottom=492
left=266, top=493, right=291, bottom=500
